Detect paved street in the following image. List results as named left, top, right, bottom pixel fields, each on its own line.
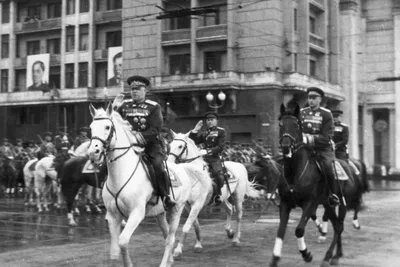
left=0, top=178, right=398, bottom=267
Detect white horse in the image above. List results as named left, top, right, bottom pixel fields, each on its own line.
left=87, top=103, right=209, bottom=267
left=34, top=155, right=63, bottom=213
left=23, top=158, right=38, bottom=206
left=168, top=132, right=262, bottom=258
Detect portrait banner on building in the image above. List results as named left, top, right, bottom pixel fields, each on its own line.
left=107, top=46, right=123, bottom=87
left=26, top=54, right=50, bottom=92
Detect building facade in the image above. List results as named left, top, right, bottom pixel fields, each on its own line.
left=0, top=0, right=124, bottom=141
left=123, top=0, right=344, bottom=154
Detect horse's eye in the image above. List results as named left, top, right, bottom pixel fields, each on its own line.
left=178, top=145, right=183, bottom=149
left=105, top=126, right=110, bottom=130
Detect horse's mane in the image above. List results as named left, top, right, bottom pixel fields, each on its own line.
left=93, top=107, right=132, bottom=132
left=174, top=133, right=199, bottom=152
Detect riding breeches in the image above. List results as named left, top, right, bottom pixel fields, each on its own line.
left=145, top=144, right=169, bottom=198
left=207, top=159, right=224, bottom=194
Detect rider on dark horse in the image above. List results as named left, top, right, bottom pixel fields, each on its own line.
left=300, top=87, right=340, bottom=205
left=189, top=111, right=226, bottom=205
left=112, top=75, right=176, bottom=210
left=54, top=131, right=72, bottom=176
left=331, top=110, right=349, bottom=160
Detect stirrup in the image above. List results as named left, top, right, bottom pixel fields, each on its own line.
left=214, top=195, right=222, bottom=205
left=328, top=194, right=340, bottom=206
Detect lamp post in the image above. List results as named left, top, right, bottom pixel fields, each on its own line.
left=206, top=91, right=226, bottom=112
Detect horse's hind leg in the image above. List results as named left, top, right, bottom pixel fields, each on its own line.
left=223, top=201, right=234, bottom=239
left=173, top=201, right=203, bottom=259
left=318, top=209, right=329, bottom=243
left=232, top=194, right=243, bottom=246
left=320, top=204, right=339, bottom=267
left=330, top=205, right=346, bottom=265
left=62, top=181, right=82, bottom=227
left=352, top=208, right=361, bottom=229
left=155, top=212, right=169, bottom=239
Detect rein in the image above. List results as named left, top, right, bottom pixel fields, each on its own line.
left=170, top=138, right=201, bottom=163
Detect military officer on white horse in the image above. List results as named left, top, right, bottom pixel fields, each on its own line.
left=112, top=75, right=176, bottom=209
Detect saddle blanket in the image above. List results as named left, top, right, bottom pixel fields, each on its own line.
left=349, top=160, right=361, bottom=175
left=82, top=160, right=100, bottom=173
left=28, top=160, right=39, bottom=171
left=167, top=168, right=182, bottom=187
left=334, top=161, right=349, bottom=181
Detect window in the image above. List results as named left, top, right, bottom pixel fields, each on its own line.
left=14, top=107, right=42, bottom=125
left=27, top=5, right=41, bottom=20
left=1, top=69, right=8, bottom=93
left=67, top=0, right=75, bottom=15
left=1, top=35, right=9, bottom=58
left=309, top=59, right=317, bottom=77
left=66, top=26, right=75, bottom=52
left=80, top=0, right=90, bottom=12
left=309, top=16, right=316, bottom=34
left=203, top=7, right=227, bottom=26
left=15, top=69, right=26, bottom=92
left=95, top=62, right=107, bottom=87
left=107, top=0, right=122, bottom=10
left=204, top=51, right=227, bottom=72
left=27, top=40, right=40, bottom=55
left=79, top=25, right=89, bottom=51
left=106, top=31, right=122, bottom=48
left=48, top=3, right=62, bottom=18
left=47, top=38, right=60, bottom=54
left=59, top=105, right=75, bottom=125
left=294, top=8, right=297, bottom=31
left=169, top=54, right=190, bottom=75
left=65, top=64, right=74, bottom=88
left=79, top=62, right=88, bottom=87
left=170, top=16, right=190, bottom=30
left=96, top=0, right=102, bottom=11
left=1, top=2, right=10, bottom=24
left=49, top=66, right=60, bottom=89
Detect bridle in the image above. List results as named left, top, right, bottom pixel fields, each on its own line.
left=169, top=138, right=201, bottom=163
left=279, top=115, right=303, bottom=155
left=90, top=117, right=135, bottom=162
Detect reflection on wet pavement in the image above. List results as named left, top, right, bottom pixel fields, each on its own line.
left=0, top=178, right=397, bottom=256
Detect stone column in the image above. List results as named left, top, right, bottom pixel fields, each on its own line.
left=226, top=0, right=236, bottom=71
left=363, top=108, right=374, bottom=169
left=393, top=12, right=400, bottom=171
left=190, top=0, right=199, bottom=73
left=88, top=0, right=94, bottom=88
left=61, top=0, right=67, bottom=90
left=297, top=0, right=309, bottom=75
left=339, top=0, right=359, bottom=158
left=329, top=0, right=340, bottom=84
left=8, top=0, right=16, bottom=92
left=389, top=108, right=396, bottom=170
left=74, top=0, right=80, bottom=88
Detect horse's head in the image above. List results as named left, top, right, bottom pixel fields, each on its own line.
left=168, top=131, right=200, bottom=164
left=254, top=157, right=282, bottom=198
left=279, top=101, right=302, bottom=158
left=87, top=103, right=115, bottom=164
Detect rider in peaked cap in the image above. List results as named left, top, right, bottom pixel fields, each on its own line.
left=204, top=111, right=219, bottom=120
left=307, top=87, right=325, bottom=98
left=331, top=110, right=343, bottom=117
left=126, top=75, right=150, bottom=87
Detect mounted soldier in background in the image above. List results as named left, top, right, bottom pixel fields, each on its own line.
left=54, top=131, right=72, bottom=177
left=38, top=132, right=56, bottom=160
left=73, top=127, right=90, bottom=151
left=331, top=110, right=349, bottom=160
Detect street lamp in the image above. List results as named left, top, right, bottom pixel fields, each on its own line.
left=206, top=91, right=226, bottom=109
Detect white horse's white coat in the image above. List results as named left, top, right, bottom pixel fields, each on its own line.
left=168, top=132, right=262, bottom=258
left=87, top=104, right=204, bottom=267
left=23, top=158, right=38, bottom=206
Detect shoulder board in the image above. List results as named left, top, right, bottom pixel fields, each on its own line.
left=341, top=123, right=349, bottom=127
left=145, top=99, right=158, bottom=106
left=300, top=107, right=310, bottom=112
left=217, top=127, right=225, bottom=131
left=320, top=107, right=331, bottom=112
left=122, top=99, right=133, bottom=103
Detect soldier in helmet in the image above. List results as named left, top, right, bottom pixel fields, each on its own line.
left=38, top=132, right=56, bottom=159
left=112, top=75, right=176, bottom=210
left=189, top=111, right=226, bottom=205
left=74, top=127, right=90, bottom=150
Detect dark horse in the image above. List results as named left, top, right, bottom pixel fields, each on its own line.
left=0, top=156, right=18, bottom=196
left=60, top=156, right=107, bottom=226
left=263, top=102, right=367, bottom=267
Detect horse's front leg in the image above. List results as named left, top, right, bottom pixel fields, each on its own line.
left=330, top=205, right=346, bottom=265
left=223, top=201, right=234, bottom=239
left=106, top=212, right=123, bottom=267
left=295, top=200, right=316, bottom=262
left=192, top=218, right=203, bottom=252
left=119, top=208, right=145, bottom=267
left=155, top=212, right=169, bottom=239
left=232, top=193, right=243, bottom=247
left=318, top=209, right=329, bottom=243
left=320, top=204, right=339, bottom=267
left=270, top=201, right=291, bottom=267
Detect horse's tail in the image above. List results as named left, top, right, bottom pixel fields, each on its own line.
left=245, top=178, right=262, bottom=200
left=359, top=160, right=370, bottom=193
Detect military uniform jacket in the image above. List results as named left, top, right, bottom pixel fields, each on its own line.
left=189, top=126, right=226, bottom=160
left=116, top=99, right=163, bottom=146
left=300, top=106, right=334, bottom=150
left=333, top=122, right=349, bottom=154
left=40, top=141, right=56, bottom=156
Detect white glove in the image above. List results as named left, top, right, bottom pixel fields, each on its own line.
left=112, top=93, right=125, bottom=110
left=199, top=149, right=208, bottom=156
left=192, top=120, right=203, bottom=133
left=302, top=134, right=309, bottom=144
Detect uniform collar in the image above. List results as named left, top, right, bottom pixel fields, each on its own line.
left=208, top=126, right=217, bottom=131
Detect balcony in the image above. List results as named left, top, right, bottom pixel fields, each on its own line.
left=309, top=0, right=324, bottom=11
left=196, top=24, right=227, bottom=42
left=14, top=55, right=61, bottom=68
left=94, top=49, right=108, bottom=60
left=94, top=10, right=122, bottom=24
left=161, top=29, right=191, bottom=46
left=309, top=33, right=325, bottom=52
left=0, top=86, right=123, bottom=106
left=15, top=18, right=62, bottom=33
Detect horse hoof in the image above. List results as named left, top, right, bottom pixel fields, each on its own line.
left=193, top=246, right=203, bottom=253
left=172, top=251, right=182, bottom=260
left=232, top=240, right=241, bottom=247
left=320, top=261, right=330, bottom=267
left=318, top=236, right=326, bottom=243
left=68, top=221, right=77, bottom=227
left=330, top=258, right=339, bottom=266
left=226, top=229, right=234, bottom=239
left=269, top=255, right=280, bottom=267
left=302, top=251, right=313, bottom=262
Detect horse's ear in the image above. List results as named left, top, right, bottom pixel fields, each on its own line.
left=106, top=102, right=113, bottom=116
left=184, top=131, right=191, bottom=138
left=170, top=130, right=176, bottom=138
left=89, top=104, right=97, bottom=118
left=294, top=104, right=300, bottom=117
left=280, top=103, right=286, bottom=115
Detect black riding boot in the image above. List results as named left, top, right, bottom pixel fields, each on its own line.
left=213, top=173, right=224, bottom=205
left=154, top=164, right=176, bottom=210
